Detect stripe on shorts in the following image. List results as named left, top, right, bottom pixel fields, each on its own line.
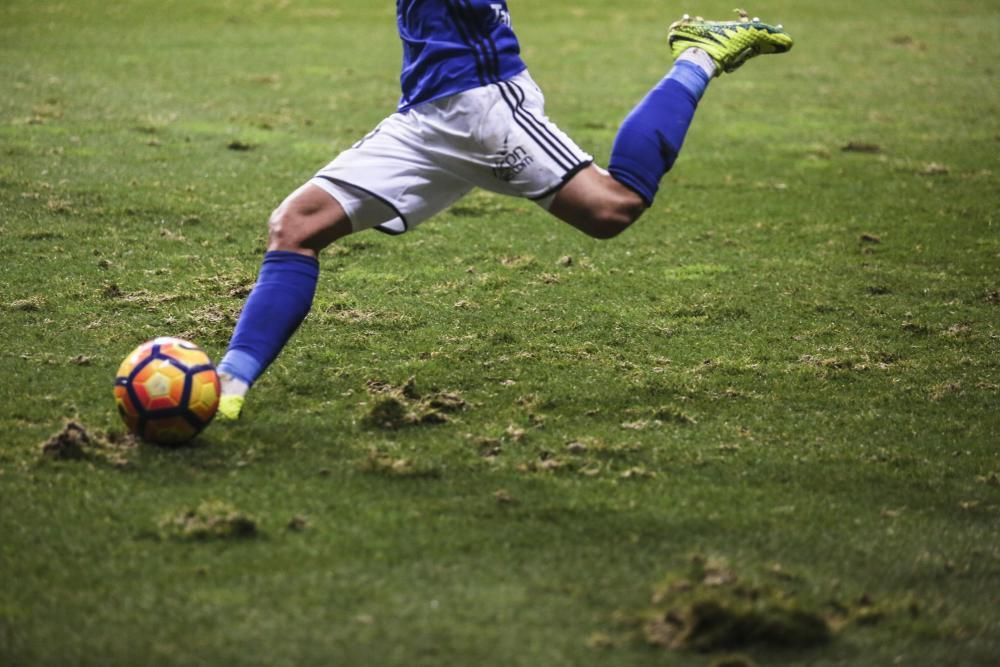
left=507, top=80, right=581, bottom=167
left=496, top=80, right=575, bottom=172
left=496, top=84, right=571, bottom=171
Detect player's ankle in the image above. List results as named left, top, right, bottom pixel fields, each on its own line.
left=676, top=48, right=717, bottom=78
left=219, top=372, right=249, bottom=398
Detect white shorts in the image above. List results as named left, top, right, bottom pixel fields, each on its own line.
left=310, top=70, right=593, bottom=235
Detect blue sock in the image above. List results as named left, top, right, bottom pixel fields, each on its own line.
left=608, top=60, right=710, bottom=206
left=217, top=251, right=320, bottom=385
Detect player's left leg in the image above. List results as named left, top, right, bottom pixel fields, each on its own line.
left=215, top=107, right=475, bottom=420
left=215, top=184, right=353, bottom=419
left=268, top=182, right=356, bottom=256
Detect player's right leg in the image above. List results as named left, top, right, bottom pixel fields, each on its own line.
left=540, top=11, right=792, bottom=237
left=599, top=9, right=793, bottom=210
left=547, top=165, right=645, bottom=239
left=668, top=10, right=793, bottom=76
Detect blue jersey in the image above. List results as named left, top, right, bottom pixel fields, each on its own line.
left=397, top=0, right=527, bottom=111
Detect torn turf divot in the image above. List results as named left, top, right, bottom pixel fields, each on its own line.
left=362, top=378, right=468, bottom=429
left=158, top=501, right=258, bottom=540
left=40, top=420, right=137, bottom=465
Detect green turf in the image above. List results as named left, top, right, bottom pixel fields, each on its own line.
left=1, top=1, right=998, bottom=665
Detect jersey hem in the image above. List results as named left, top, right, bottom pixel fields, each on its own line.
left=397, top=63, right=529, bottom=113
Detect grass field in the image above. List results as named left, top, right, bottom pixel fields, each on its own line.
left=2, top=1, right=998, bottom=665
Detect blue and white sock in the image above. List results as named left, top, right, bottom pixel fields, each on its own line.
left=607, top=50, right=713, bottom=205
left=217, top=250, right=319, bottom=394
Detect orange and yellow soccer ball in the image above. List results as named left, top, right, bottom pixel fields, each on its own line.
left=113, top=337, right=220, bottom=444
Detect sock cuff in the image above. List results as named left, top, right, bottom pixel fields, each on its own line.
left=608, top=164, right=656, bottom=207
left=676, top=48, right=718, bottom=79
left=666, top=60, right=711, bottom=101
left=218, top=350, right=263, bottom=386
left=263, top=250, right=320, bottom=274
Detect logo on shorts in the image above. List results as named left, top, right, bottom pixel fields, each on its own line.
left=493, top=143, right=534, bottom=182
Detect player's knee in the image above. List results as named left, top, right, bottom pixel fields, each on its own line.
left=266, top=184, right=353, bottom=254
left=267, top=205, right=303, bottom=251
left=268, top=202, right=324, bottom=253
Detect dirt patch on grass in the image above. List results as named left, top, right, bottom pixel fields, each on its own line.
left=359, top=448, right=441, bottom=479
left=286, top=515, right=309, bottom=532
left=919, top=162, right=949, bottom=176
left=40, top=421, right=93, bottom=460
left=617, top=556, right=833, bottom=654
left=798, top=351, right=898, bottom=373
left=842, top=141, right=881, bottom=154
left=366, top=395, right=411, bottom=429
left=196, top=271, right=255, bottom=299
left=100, top=283, right=184, bottom=306
left=177, top=303, right=242, bottom=345
left=159, top=500, right=258, bottom=540
left=929, top=381, right=963, bottom=401
left=976, top=472, right=1000, bottom=487
left=226, top=139, right=254, bottom=151
left=645, top=597, right=830, bottom=652
left=6, top=296, right=46, bottom=312
left=608, top=556, right=941, bottom=656
left=362, top=378, right=468, bottom=429
left=39, top=420, right=137, bottom=466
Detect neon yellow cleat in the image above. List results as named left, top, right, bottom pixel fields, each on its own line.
left=669, top=9, right=793, bottom=76
left=217, top=394, right=245, bottom=421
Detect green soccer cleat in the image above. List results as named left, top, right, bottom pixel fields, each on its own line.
left=669, top=9, right=793, bottom=76
left=217, top=394, right=245, bottom=421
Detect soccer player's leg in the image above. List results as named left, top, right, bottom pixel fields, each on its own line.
left=449, top=71, right=641, bottom=239
left=600, top=9, right=793, bottom=209
left=216, top=110, right=473, bottom=421
left=459, top=73, right=642, bottom=239
left=216, top=184, right=352, bottom=421
left=548, top=56, right=712, bottom=231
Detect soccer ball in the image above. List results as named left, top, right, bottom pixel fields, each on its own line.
left=113, top=337, right=220, bottom=444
